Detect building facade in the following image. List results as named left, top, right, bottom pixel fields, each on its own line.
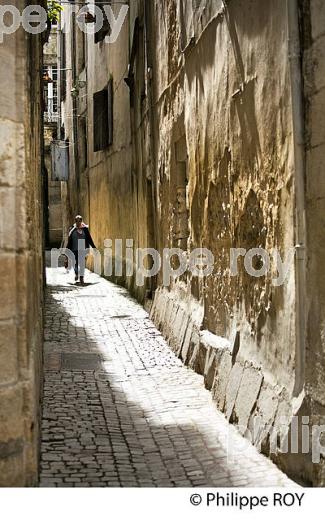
left=58, top=0, right=325, bottom=485
left=0, top=0, right=45, bottom=486
left=43, top=25, right=63, bottom=247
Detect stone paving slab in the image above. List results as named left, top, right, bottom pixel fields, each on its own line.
left=40, top=265, right=298, bottom=488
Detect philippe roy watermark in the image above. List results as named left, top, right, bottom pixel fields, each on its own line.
left=0, top=3, right=129, bottom=43
left=227, top=415, right=325, bottom=465
left=51, top=239, right=297, bottom=287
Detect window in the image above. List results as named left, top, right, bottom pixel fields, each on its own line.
left=79, top=118, right=88, bottom=172
left=93, top=79, right=113, bottom=152
left=43, top=65, right=58, bottom=122
left=94, top=0, right=111, bottom=43
left=77, top=26, right=86, bottom=74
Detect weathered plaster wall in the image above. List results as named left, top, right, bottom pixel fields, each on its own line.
left=150, top=0, right=299, bottom=480
left=85, top=11, right=133, bottom=263
left=152, top=0, right=296, bottom=385
left=61, top=0, right=154, bottom=301
left=0, top=1, right=44, bottom=486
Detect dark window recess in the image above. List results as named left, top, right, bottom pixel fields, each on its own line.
left=93, top=80, right=113, bottom=152
left=60, top=31, right=66, bottom=101
left=107, top=79, right=113, bottom=143
left=79, top=118, right=88, bottom=171
left=78, top=28, right=86, bottom=73
left=95, top=0, right=111, bottom=43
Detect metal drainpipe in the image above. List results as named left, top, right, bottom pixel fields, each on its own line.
left=71, top=12, right=80, bottom=213
left=287, top=0, right=307, bottom=398
left=57, top=26, right=63, bottom=240
left=144, top=1, right=160, bottom=287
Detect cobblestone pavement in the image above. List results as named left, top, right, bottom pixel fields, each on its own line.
left=40, top=265, right=297, bottom=487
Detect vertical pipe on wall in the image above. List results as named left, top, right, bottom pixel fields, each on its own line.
left=144, top=0, right=160, bottom=286
left=71, top=12, right=80, bottom=213
left=287, top=0, right=307, bottom=397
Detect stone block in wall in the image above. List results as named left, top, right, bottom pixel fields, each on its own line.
left=188, top=330, right=208, bottom=374
left=212, top=351, right=233, bottom=412
left=199, top=330, right=230, bottom=390
left=0, top=187, right=27, bottom=251
left=155, top=290, right=168, bottom=329
left=171, top=307, right=189, bottom=356
left=268, top=395, right=321, bottom=485
left=150, top=287, right=205, bottom=364
left=0, top=188, right=14, bottom=249
left=188, top=338, right=206, bottom=375
left=188, top=329, right=231, bottom=384
left=233, top=364, right=263, bottom=431
left=271, top=390, right=293, bottom=453
left=180, top=320, right=194, bottom=362
left=0, top=452, right=25, bottom=487
left=224, top=363, right=245, bottom=422
left=149, top=288, right=160, bottom=324
left=0, top=120, right=25, bottom=187
left=167, top=303, right=183, bottom=353
left=162, top=298, right=175, bottom=339
left=0, top=321, right=18, bottom=385
left=0, top=254, right=17, bottom=321
left=204, top=348, right=218, bottom=390
left=184, top=327, right=200, bottom=366
left=150, top=288, right=161, bottom=323
left=0, top=385, right=24, bottom=443
left=248, top=382, right=279, bottom=454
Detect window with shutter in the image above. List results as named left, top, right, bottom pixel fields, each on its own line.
left=93, top=79, right=113, bottom=152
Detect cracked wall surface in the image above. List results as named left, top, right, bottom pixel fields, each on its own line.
left=148, top=0, right=313, bottom=485
left=149, top=0, right=325, bottom=486
left=152, top=0, right=296, bottom=392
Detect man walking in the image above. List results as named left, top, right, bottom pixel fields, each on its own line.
left=67, top=215, right=96, bottom=285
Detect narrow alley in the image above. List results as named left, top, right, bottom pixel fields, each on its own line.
left=3, top=0, right=325, bottom=495
left=40, top=262, right=295, bottom=488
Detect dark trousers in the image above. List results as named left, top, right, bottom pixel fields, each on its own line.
left=73, top=251, right=86, bottom=277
